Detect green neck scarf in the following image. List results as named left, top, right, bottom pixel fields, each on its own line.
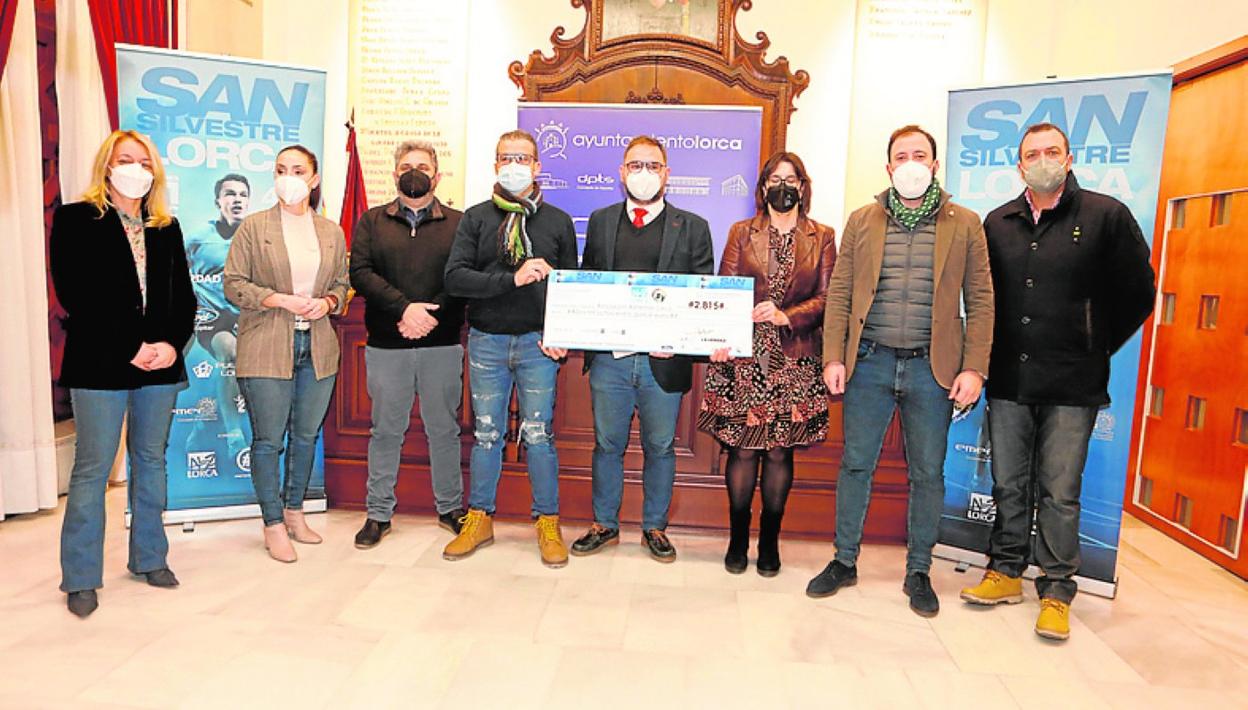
left=887, top=177, right=942, bottom=231
left=492, top=182, right=543, bottom=267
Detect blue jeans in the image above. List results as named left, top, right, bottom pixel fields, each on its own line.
left=987, top=398, right=1098, bottom=603
left=835, top=340, right=953, bottom=574
left=60, top=383, right=182, bottom=592
left=238, top=331, right=336, bottom=526
left=589, top=354, right=683, bottom=530
left=466, top=329, right=560, bottom=516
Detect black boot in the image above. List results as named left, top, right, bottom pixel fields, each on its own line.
left=757, top=510, right=783, bottom=577
left=724, top=508, right=751, bottom=574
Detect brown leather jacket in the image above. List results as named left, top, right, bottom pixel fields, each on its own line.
left=719, top=214, right=837, bottom=360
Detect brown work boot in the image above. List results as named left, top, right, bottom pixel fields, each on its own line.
left=535, top=514, right=568, bottom=568
left=442, top=509, right=494, bottom=560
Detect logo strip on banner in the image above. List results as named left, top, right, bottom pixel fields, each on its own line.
left=936, top=72, right=1171, bottom=597
left=116, top=45, right=329, bottom=520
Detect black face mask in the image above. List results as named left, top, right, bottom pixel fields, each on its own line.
left=398, top=169, right=432, bottom=199
left=766, top=183, right=800, bottom=213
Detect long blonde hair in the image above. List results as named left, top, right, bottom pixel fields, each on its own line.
left=82, top=130, right=174, bottom=228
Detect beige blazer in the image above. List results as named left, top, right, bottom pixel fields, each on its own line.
left=822, top=193, right=994, bottom=390
left=224, top=205, right=349, bottom=380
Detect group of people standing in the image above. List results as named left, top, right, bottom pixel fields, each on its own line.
left=52, top=120, right=1155, bottom=644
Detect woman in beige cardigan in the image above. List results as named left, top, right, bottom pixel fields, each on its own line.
left=224, top=145, right=349, bottom=562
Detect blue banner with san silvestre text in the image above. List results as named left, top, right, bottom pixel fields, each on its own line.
left=939, top=73, right=1170, bottom=585
left=116, top=45, right=327, bottom=513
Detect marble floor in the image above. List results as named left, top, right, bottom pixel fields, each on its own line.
left=1, top=489, right=1245, bottom=709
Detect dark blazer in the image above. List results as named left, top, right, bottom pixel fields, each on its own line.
left=720, top=214, right=837, bottom=360
left=983, top=172, right=1155, bottom=406
left=580, top=201, right=715, bottom=393
left=50, top=201, right=196, bottom=390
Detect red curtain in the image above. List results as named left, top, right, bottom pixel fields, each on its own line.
left=87, top=0, right=174, bottom=129
left=339, top=112, right=369, bottom=250
left=0, top=0, right=19, bottom=80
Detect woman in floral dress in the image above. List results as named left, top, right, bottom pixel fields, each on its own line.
left=700, top=151, right=837, bottom=576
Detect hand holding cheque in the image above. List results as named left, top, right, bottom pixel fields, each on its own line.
left=542, top=270, right=754, bottom=358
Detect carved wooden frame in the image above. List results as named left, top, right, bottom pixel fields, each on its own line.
left=508, top=0, right=809, bottom=155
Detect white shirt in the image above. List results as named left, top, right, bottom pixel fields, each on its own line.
left=625, top=197, right=665, bottom=227
left=281, top=208, right=321, bottom=329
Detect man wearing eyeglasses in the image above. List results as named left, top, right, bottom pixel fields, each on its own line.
left=570, top=135, right=715, bottom=563
left=443, top=129, right=579, bottom=568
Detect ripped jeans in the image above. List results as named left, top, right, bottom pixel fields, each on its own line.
left=465, top=328, right=561, bottom=516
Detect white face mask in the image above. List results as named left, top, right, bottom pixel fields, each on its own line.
left=890, top=160, right=933, bottom=200
left=625, top=170, right=662, bottom=202
left=109, top=163, right=154, bottom=200
left=496, top=163, right=533, bottom=195
left=275, top=174, right=311, bottom=205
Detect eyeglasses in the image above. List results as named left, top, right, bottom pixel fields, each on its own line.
left=496, top=153, right=535, bottom=166
left=766, top=175, right=802, bottom=187
left=625, top=160, right=665, bottom=174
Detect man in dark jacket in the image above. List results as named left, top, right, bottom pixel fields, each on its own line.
left=960, top=122, right=1155, bottom=641
left=568, top=136, right=715, bottom=563
left=441, top=129, right=579, bottom=568
left=350, top=140, right=467, bottom=548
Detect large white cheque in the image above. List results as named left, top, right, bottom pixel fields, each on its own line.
left=543, top=270, right=754, bottom=357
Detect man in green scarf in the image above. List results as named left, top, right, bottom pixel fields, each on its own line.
left=806, top=125, right=995, bottom=618
left=443, top=129, right=579, bottom=569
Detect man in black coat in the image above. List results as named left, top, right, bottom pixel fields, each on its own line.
left=349, top=140, right=467, bottom=549
left=569, top=135, right=715, bottom=563
left=960, top=122, right=1156, bottom=641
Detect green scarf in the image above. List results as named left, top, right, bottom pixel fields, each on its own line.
left=887, top=177, right=942, bottom=231
left=492, top=182, right=543, bottom=267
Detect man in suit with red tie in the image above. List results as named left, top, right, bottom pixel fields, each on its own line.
left=570, top=135, right=715, bottom=563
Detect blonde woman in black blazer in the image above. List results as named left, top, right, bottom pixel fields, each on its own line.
left=50, top=130, right=196, bottom=618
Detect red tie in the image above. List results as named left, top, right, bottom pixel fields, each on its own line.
left=632, top=208, right=647, bottom=228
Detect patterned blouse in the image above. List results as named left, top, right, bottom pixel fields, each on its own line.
left=118, top=208, right=147, bottom=309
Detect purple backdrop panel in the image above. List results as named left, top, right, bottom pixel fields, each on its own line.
left=518, top=103, right=764, bottom=267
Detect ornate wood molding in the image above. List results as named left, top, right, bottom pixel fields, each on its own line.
left=508, top=0, right=809, bottom=156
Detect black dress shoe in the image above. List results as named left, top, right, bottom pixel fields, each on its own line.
left=354, top=518, right=391, bottom=549
left=724, top=550, right=748, bottom=574
left=67, top=590, right=98, bottom=618
left=642, top=529, right=677, bottom=563
left=806, top=560, right=858, bottom=598
left=904, top=572, right=940, bottom=617
left=438, top=509, right=466, bottom=534
left=571, top=524, right=619, bottom=556
left=144, top=569, right=180, bottom=588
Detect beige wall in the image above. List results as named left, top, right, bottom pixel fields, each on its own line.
left=184, top=0, right=263, bottom=60
left=983, top=0, right=1248, bottom=84
left=185, top=0, right=1248, bottom=232
left=260, top=0, right=350, bottom=217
